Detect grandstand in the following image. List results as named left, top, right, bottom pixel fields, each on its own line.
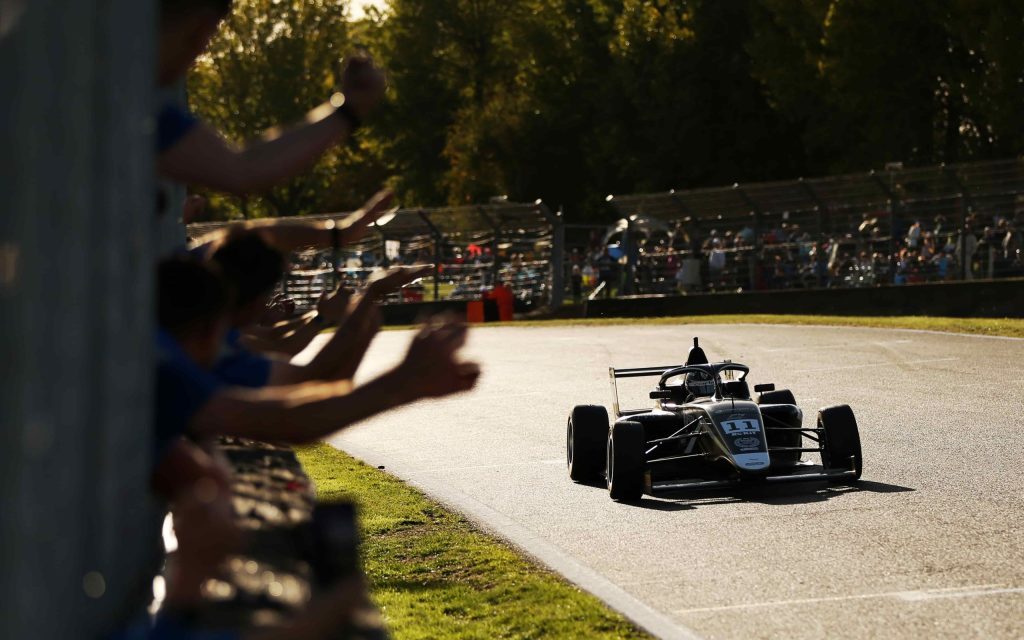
left=189, top=200, right=560, bottom=311
left=188, top=158, right=1024, bottom=312
left=601, top=158, right=1024, bottom=296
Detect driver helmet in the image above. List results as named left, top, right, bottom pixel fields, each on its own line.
left=685, top=371, right=715, bottom=397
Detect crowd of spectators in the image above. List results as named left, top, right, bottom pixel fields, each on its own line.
left=569, top=207, right=1024, bottom=298
left=113, top=1, right=483, bottom=638
left=276, top=243, right=549, bottom=311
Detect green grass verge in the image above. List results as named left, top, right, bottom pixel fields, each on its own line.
left=382, top=314, right=1024, bottom=338
left=295, top=443, right=650, bottom=640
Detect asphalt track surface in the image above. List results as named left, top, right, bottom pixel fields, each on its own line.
left=297, top=324, right=1024, bottom=639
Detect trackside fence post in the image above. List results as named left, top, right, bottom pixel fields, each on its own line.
left=544, top=204, right=565, bottom=309
left=735, top=184, right=760, bottom=290
left=417, top=209, right=443, bottom=301
left=870, top=171, right=901, bottom=284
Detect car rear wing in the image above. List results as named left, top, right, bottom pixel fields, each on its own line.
left=609, top=365, right=681, bottom=417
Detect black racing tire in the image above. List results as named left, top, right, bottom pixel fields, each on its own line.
left=759, top=389, right=801, bottom=464
left=758, top=389, right=796, bottom=406
left=819, top=404, right=863, bottom=482
left=567, top=405, right=609, bottom=483
left=607, top=421, right=645, bottom=502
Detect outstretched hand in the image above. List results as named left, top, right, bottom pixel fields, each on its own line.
left=365, top=264, right=433, bottom=299
left=341, top=54, right=386, bottom=119
left=395, top=315, right=480, bottom=400
left=316, top=286, right=353, bottom=324
left=335, top=189, right=396, bottom=247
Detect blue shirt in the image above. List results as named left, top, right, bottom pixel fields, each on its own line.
left=110, top=614, right=239, bottom=640
left=157, top=103, right=199, bottom=153
left=155, top=330, right=224, bottom=460
left=211, top=329, right=273, bottom=388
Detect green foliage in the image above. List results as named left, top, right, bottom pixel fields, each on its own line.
left=189, top=0, right=1024, bottom=222
left=749, top=0, right=1024, bottom=173
left=296, top=443, right=651, bottom=639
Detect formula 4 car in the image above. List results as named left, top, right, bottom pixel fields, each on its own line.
left=566, top=338, right=862, bottom=502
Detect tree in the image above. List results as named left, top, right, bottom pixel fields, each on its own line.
left=749, top=0, right=1024, bottom=172
left=189, top=0, right=1024, bottom=221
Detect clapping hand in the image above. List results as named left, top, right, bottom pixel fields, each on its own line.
left=364, top=264, right=433, bottom=299
left=333, top=189, right=396, bottom=247
left=396, top=315, right=481, bottom=400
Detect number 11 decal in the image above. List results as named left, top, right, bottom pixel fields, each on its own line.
left=722, top=419, right=760, bottom=434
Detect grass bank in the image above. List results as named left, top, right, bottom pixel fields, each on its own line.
left=383, top=314, right=1024, bottom=339
left=296, top=443, right=650, bottom=640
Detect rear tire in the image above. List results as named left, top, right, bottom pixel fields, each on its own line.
left=819, top=405, right=862, bottom=482
left=607, top=421, right=645, bottom=502
left=567, top=405, right=608, bottom=483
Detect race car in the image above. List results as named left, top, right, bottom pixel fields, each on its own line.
left=566, top=337, right=863, bottom=502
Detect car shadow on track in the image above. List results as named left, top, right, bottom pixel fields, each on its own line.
left=628, top=479, right=914, bottom=511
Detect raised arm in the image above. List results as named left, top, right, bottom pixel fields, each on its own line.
left=159, top=116, right=347, bottom=195
left=160, top=57, right=385, bottom=195
left=192, top=317, right=479, bottom=444
left=189, top=189, right=396, bottom=261
left=267, top=265, right=433, bottom=385
left=241, top=285, right=352, bottom=357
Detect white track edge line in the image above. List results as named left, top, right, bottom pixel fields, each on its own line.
left=675, top=584, right=1022, bottom=614
left=332, top=439, right=705, bottom=640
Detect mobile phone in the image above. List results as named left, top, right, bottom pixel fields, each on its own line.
left=309, top=502, right=360, bottom=586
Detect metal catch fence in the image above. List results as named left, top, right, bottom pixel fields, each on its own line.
left=599, top=158, right=1024, bottom=296
left=189, top=200, right=560, bottom=311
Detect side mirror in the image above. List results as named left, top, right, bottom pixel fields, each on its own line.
left=754, top=383, right=775, bottom=393
left=649, top=390, right=674, bottom=400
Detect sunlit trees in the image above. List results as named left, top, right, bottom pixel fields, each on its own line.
left=188, top=0, right=1024, bottom=221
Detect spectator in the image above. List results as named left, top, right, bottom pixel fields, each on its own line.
left=122, top=258, right=404, bottom=640
left=582, top=262, right=595, bottom=288
left=193, top=190, right=405, bottom=357
left=932, top=248, right=952, bottom=281
left=737, top=223, right=754, bottom=247
left=920, top=231, right=935, bottom=260
left=707, top=239, right=726, bottom=287
left=208, top=230, right=430, bottom=387
left=905, top=220, right=922, bottom=249
left=570, top=265, right=582, bottom=302
left=157, top=254, right=479, bottom=447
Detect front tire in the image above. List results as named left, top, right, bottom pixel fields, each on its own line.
left=567, top=405, right=609, bottom=483
left=759, top=389, right=801, bottom=464
left=607, top=421, right=645, bottom=502
left=758, top=389, right=796, bottom=406
left=819, top=405, right=862, bottom=482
